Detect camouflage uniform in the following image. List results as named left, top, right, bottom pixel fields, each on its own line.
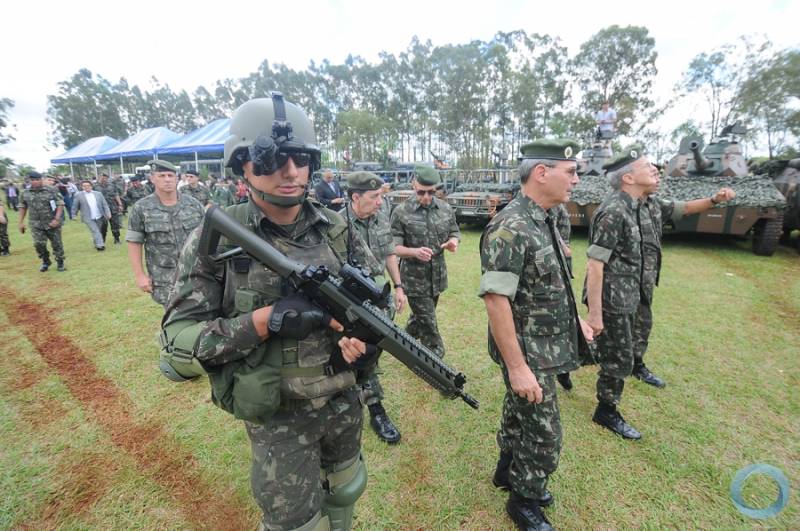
left=20, top=185, right=65, bottom=264
left=584, top=190, right=642, bottom=406
left=125, top=184, right=150, bottom=208
left=634, top=195, right=686, bottom=367
left=210, top=184, right=236, bottom=207
left=390, top=195, right=460, bottom=357
left=183, top=184, right=210, bottom=206
left=0, top=206, right=9, bottom=253
left=554, top=203, right=572, bottom=273
left=126, top=193, right=204, bottom=306
left=95, top=179, right=123, bottom=242
left=344, top=202, right=395, bottom=407
left=480, top=195, right=588, bottom=500
left=163, top=200, right=363, bottom=530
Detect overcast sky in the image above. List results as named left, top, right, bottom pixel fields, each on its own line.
left=1, top=0, right=798, bottom=170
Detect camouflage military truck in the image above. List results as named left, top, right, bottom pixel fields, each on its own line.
left=384, top=163, right=455, bottom=208
left=445, top=168, right=519, bottom=224
left=750, top=157, right=800, bottom=245
left=566, top=139, right=614, bottom=226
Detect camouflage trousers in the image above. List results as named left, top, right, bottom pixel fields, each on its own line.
left=496, top=371, right=561, bottom=499
left=99, top=213, right=122, bottom=241
left=0, top=221, right=9, bottom=250
left=595, top=311, right=635, bottom=406
left=632, top=301, right=653, bottom=367
left=31, top=225, right=64, bottom=263
left=406, top=295, right=444, bottom=357
left=361, top=363, right=385, bottom=407
left=245, top=390, right=363, bottom=530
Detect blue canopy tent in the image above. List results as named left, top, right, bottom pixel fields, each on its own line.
left=50, top=136, right=120, bottom=176
left=157, top=118, right=229, bottom=171
left=94, top=127, right=183, bottom=171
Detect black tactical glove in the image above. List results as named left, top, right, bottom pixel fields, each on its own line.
left=268, top=293, right=331, bottom=340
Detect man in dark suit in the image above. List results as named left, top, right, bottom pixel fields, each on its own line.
left=313, top=169, right=344, bottom=211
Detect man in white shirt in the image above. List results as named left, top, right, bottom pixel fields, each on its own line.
left=71, top=179, right=112, bottom=251
left=595, top=101, right=617, bottom=139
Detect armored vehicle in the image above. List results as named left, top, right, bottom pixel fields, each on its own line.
left=567, top=139, right=615, bottom=226
left=384, top=164, right=455, bottom=209
left=750, top=157, right=800, bottom=243
left=445, top=168, right=519, bottom=224
left=662, top=124, right=786, bottom=255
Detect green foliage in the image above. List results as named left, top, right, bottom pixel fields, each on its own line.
left=570, top=25, right=658, bottom=138
left=0, top=97, right=15, bottom=145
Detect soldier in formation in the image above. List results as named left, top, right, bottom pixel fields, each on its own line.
left=481, top=139, right=592, bottom=531
left=390, top=166, right=460, bottom=358
left=162, top=94, right=373, bottom=530
left=95, top=172, right=124, bottom=245
left=182, top=167, right=210, bottom=206
left=125, top=174, right=150, bottom=208
left=17, top=171, right=66, bottom=271
left=126, top=160, right=204, bottom=307
left=343, top=170, right=407, bottom=444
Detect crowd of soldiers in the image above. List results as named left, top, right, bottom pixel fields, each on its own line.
left=2, top=93, right=739, bottom=531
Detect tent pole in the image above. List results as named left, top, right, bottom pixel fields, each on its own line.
left=69, top=161, right=74, bottom=178
left=195, top=152, right=199, bottom=171
left=120, top=155, right=124, bottom=174
left=94, top=161, right=98, bottom=177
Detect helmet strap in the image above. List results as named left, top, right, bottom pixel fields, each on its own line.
left=244, top=177, right=307, bottom=207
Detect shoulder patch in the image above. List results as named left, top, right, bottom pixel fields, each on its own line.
left=489, top=227, right=515, bottom=243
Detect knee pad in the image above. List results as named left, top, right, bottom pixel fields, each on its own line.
left=321, top=454, right=367, bottom=531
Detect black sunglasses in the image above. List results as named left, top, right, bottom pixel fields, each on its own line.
left=276, top=151, right=311, bottom=169
left=416, top=189, right=437, bottom=196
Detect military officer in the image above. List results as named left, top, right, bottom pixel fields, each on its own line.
left=584, top=145, right=656, bottom=440
left=182, top=167, right=211, bottom=206
left=634, top=153, right=736, bottom=388
left=481, top=139, right=592, bottom=531
left=18, top=171, right=66, bottom=271
left=161, top=93, right=372, bottom=531
left=124, top=174, right=150, bottom=208
left=390, top=166, right=460, bottom=358
left=126, top=159, right=204, bottom=307
left=95, top=172, right=124, bottom=244
left=343, top=171, right=407, bottom=444
left=210, top=177, right=237, bottom=207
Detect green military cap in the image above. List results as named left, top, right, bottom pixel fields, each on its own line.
left=184, top=167, right=199, bottom=176
left=28, top=171, right=43, bottom=179
left=346, top=171, right=383, bottom=191
left=148, top=159, right=178, bottom=173
left=519, top=138, right=581, bottom=161
left=414, top=165, right=440, bottom=186
left=602, top=143, right=647, bottom=172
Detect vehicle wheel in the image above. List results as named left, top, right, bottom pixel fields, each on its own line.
left=752, top=213, right=784, bottom=256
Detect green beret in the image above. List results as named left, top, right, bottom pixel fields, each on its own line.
left=346, top=171, right=383, bottom=191
left=414, top=166, right=440, bottom=186
left=519, top=138, right=580, bottom=161
left=602, top=144, right=647, bottom=173
left=183, top=167, right=199, bottom=176
left=28, top=171, right=43, bottom=179
left=148, top=159, right=178, bottom=173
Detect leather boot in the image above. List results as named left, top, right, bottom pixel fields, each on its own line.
left=368, top=402, right=401, bottom=444
left=39, top=261, right=50, bottom=272
left=493, top=452, right=554, bottom=506
left=57, top=260, right=66, bottom=272
left=633, top=364, right=666, bottom=388
left=556, top=372, right=573, bottom=391
left=592, top=402, right=641, bottom=440
left=506, top=491, right=553, bottom=531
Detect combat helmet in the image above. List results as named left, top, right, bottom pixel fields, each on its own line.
left=224, top=92, right=321, bottom=206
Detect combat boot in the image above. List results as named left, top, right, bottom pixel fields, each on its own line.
left=57, top=260, right=66, bottom=272
left=592, top=402, right=641, bottom=440
left=0, top=248, right=9, bottom=256
left=493, top=451, right=554, bottom=507
left=368, top=402, right=401, bottom=444
left=113, top=234, right=121, bottom=244
left=633, top=363, right=666, bottom=388
left=506, top=491, right=553, bottom=531
left=556, top=372, right=573, bottom=391
left=39, top=261, right=50, bottom=272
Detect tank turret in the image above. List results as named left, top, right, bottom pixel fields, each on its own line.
left=689, top=140, right=712, bottom=172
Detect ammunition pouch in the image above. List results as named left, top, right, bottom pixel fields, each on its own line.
left=158, top=322, right=208, bottom=382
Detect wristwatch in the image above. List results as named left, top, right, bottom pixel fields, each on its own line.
left=710, top=195, right=721, bottom=205
left=394, top=284, right=404, bottom=291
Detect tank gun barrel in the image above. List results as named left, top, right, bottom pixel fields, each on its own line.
left=689, top=140, right=711, bottom=171
left=787, top=158, right=800, bottom=170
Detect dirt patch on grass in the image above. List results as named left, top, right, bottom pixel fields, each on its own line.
left=0, top=288, right=255, bottom=530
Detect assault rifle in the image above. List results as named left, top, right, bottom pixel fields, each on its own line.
left=198, top=206, right=479, bottom=409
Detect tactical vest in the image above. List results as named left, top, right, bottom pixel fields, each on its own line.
left=208, top=202, right=355, bottom=422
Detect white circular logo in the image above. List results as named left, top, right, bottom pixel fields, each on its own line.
left=564, top=146, right=573, bottom=158
left=630, top=150, right=638, bottom=158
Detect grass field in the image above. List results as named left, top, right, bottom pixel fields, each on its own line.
left=0, top=207, right=797, bottom=530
